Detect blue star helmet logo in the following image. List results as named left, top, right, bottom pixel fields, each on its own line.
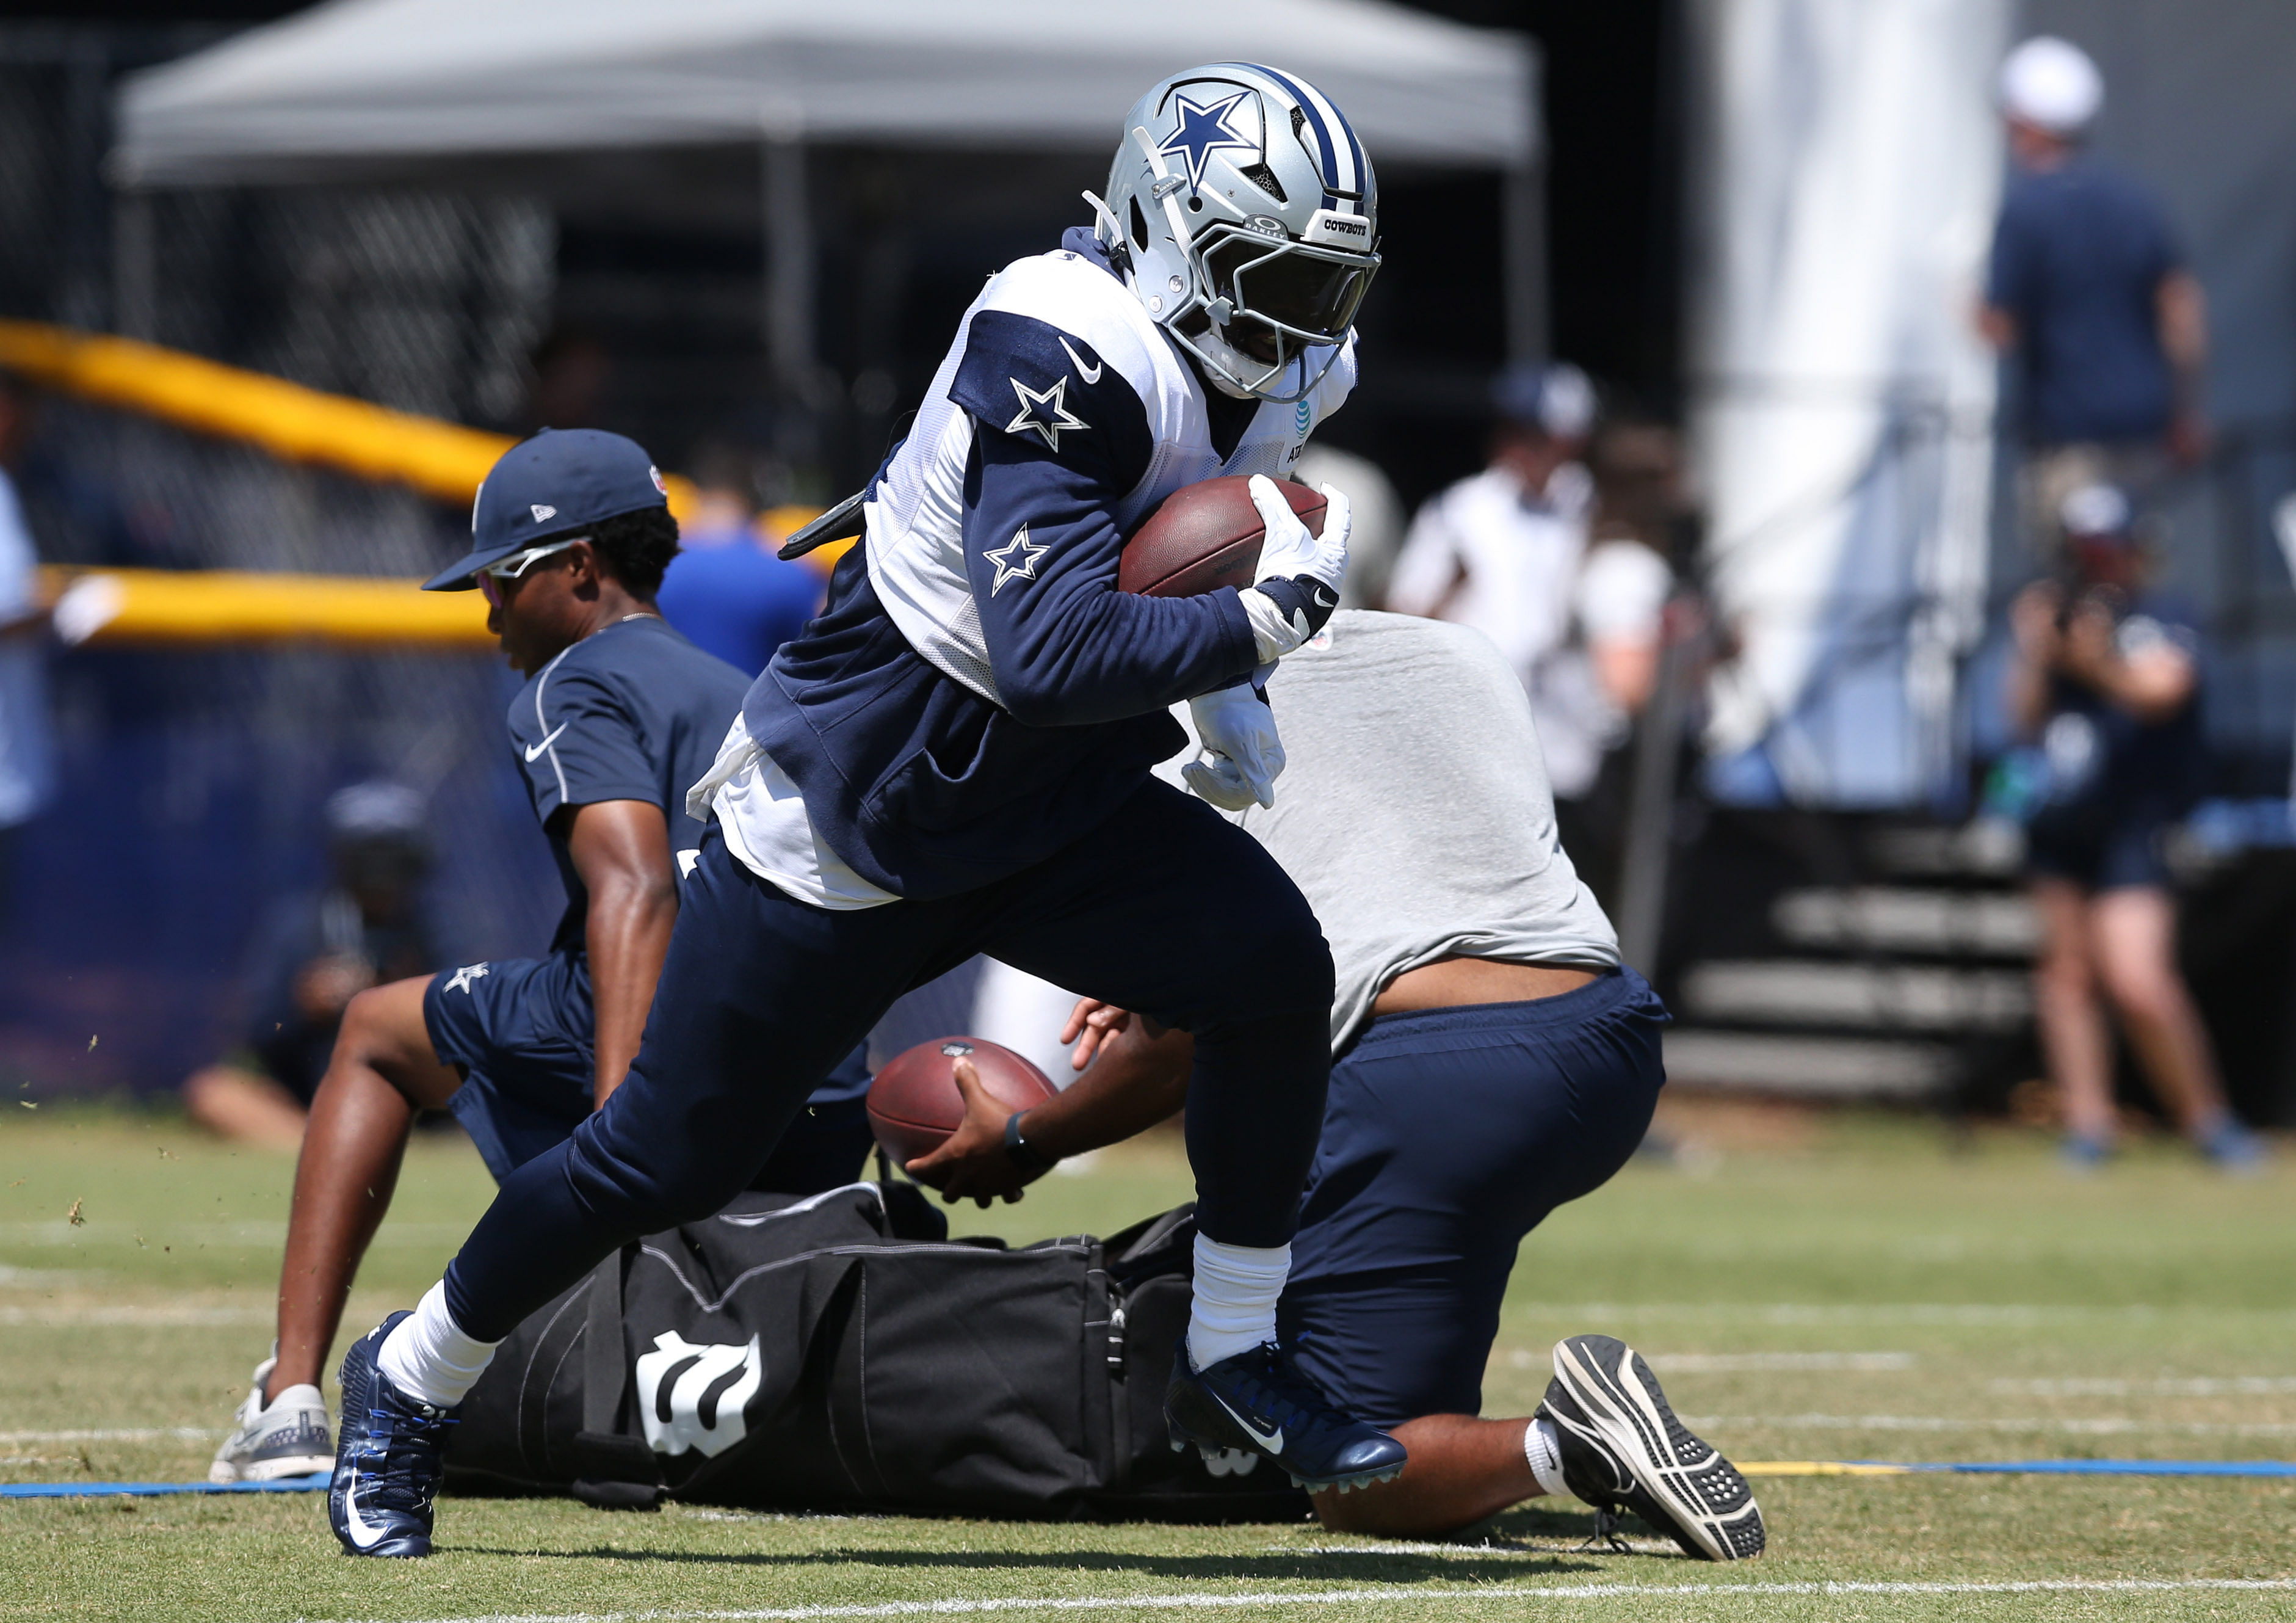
left=1158, top=90, right=1259, bottom=189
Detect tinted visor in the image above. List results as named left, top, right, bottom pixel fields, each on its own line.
left=1203, top=233, right=1375, bottom=344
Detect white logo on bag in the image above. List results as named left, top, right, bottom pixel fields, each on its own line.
left=1202, top=1447, right=1261, bottom=1478
left=634, top=1332, right=762, bottom=1458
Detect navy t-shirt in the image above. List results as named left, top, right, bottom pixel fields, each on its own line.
left=1987, top=158, right=2182, bottom=445
left=506, top=615, right=749, bottom=956
left=654, top=534, right=824, bottom=678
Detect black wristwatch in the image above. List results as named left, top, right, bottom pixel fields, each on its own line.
left=1002, top=1111, right=1059, bottom=1176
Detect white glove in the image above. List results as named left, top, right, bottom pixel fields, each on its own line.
left=1239, top=474, right=1350, bottom=663
left=1181, top=680, right=1285, bottom=812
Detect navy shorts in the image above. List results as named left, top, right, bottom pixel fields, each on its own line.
left=424, top=953, right=873, bottom=1191
left=2024, top=813, right=2173, bottom=891
left=1278, top=968, right=1669, bottom=1427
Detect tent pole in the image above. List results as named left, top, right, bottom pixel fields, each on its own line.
left=1502, top=158, right=1548, bottom=364
left=761, top=129, right=816, bottom=397
left=1501, top=43, right=1549, bottom=365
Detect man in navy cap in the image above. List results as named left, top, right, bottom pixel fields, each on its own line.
left=209, top=429, right=874, bottom=1484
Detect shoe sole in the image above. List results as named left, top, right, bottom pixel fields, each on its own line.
left=1549, top=1335, right=1764, bottom=1561
left=234, top=1451, right=335, bottom=1483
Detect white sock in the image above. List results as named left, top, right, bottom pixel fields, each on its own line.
left=1187, top=1235, right=1291, bottom=1370
left=375, top=1281, right=501, bottom=1409
left=1524, top=1416, right=1568, bottom=1498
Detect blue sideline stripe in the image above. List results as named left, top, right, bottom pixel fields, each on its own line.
left=1928, top=1459, right=2296, bottom=1478
left=1, top=1471, right=330, bottom=1498
left=5, top=1459, right=2289, bottom=1500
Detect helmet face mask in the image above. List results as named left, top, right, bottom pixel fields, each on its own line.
left=1095, top=64, right=1380, bottom=403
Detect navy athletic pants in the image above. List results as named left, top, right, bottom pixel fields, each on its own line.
left=444, top=777, right=1334, bottom=1340
left=1280, top=969, right=1668, bottom=1426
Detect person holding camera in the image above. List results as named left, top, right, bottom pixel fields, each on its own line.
left=2005, top=484, right=2258, bottom=1170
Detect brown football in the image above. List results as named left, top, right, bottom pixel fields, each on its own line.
left=1118, top=475, right=1325, bottom=598
left=866, top=1035, right=1060, bottom=1168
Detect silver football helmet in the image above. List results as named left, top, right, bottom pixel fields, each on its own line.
left=1089, top=63, right=1380, bottom=402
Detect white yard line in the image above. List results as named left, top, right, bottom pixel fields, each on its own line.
left=1682, top=1412, right=2296, bottom=1436
left=1993, top=1376, right=2296, bottom=1396
left=0, top=1428, right=219, bottom=1443
left=1520, top=1302, right=2296, bottom=1326
left=0, top=1305, right=270, bottom=1326
left=327, top=1576, right=2296, bottom=1623
left=1501, top=1351, right=1916, bottom=1373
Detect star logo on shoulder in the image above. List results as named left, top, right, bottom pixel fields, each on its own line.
left=984, top=526, right=1048, bottom=595
left=1005, top=375, right=1087, bottom=451
left=444, top=962, right=490, bottom=995
left=1158, top=91, right=1258, bottom=188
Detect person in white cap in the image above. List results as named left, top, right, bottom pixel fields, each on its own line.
left=1981, top=37, right=2209, bottom=559
left=1387, top=363, right=1670, bottom=896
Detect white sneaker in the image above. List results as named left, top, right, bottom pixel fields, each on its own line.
left=209, top=1352, right=333, bottom=1483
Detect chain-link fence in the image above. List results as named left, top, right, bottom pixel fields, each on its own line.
left=0, top=28, right=563, bottom=1097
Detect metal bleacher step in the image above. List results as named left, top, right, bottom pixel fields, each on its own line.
left=1658, top=1028, right=1955, bottom=1101
left=1770, top=886, right=2039, bottom=960
left=1678, top=959, right=2032, bottom=1033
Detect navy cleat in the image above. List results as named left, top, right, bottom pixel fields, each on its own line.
left=1538, top=1334, right=1765, bottom=1561
left=1165, top=1339, right=1407, bottom=1494
left=328, top=1311, right=456, bottom=1558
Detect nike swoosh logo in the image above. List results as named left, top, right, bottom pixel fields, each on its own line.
left=524, top=722, right=568, bottom=763
left=1057, top=336, right=1103, bottom=385
left=1212, top=1392, right=1283, bottom=1454
left=341, top=1465, right=388, bottom=1549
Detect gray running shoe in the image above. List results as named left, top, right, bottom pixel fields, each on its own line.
left=1537, top=1334, right=1765, bottom=1561
left=209, top=1352, right=333, bottom=1484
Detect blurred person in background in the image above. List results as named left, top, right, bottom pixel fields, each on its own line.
left=0, top=372, right=55, bottom=910
left=653, top=444, right=824, bottom=676
left=521, top=324, right=613, bottom=435
left=1981, top=36, right=2209, bottom=558
left=183, top=782, right=438, bottom=1150
left=1295, top=441, right=1402, bottom=610
left=1386, top=363, right=1670, bottom=900
left=2004, top=484, right=2258, bottom=1171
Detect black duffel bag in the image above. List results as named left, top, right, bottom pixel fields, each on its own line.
left=443, top=1180, right=1308, bottom=1522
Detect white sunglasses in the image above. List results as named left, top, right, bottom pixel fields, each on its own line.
left=478, top=536, right=587, bottom=582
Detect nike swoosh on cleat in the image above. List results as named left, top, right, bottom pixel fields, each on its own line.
left=341, top=1467, right=388, bottom=1550
left=1057, top=336, right=1103, bottom=384
left=1210, top=1392, right=1282, bottom=1454
left=523, top=722, right=569, bottom=763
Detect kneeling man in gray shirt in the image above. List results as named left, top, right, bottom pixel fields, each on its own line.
left=910, top=612, right=1765, bottom=1557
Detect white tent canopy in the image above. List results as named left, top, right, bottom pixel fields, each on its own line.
left=112, top=0, right=1537, bottom=184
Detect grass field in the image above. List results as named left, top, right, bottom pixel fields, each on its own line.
left=2, top=1100, right=2292, bottom=1622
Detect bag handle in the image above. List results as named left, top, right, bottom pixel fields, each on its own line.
left=570, top=1244, right=666, bottom=1509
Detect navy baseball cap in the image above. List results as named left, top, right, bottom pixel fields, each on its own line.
left=423, top=427, right=669, bottom=591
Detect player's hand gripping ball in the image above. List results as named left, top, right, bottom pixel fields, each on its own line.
left=1118, top=474, right=1326, bottom=598
left=868, top=1036, right=1060, bottom=1182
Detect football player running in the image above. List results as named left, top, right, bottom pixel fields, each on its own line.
left=912, top=612, right=1767, bottom=1560
left=328, top=65, right=1400, bottom=1557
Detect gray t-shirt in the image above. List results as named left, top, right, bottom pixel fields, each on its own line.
left=1161, top=611, right=1619, bottom=1051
